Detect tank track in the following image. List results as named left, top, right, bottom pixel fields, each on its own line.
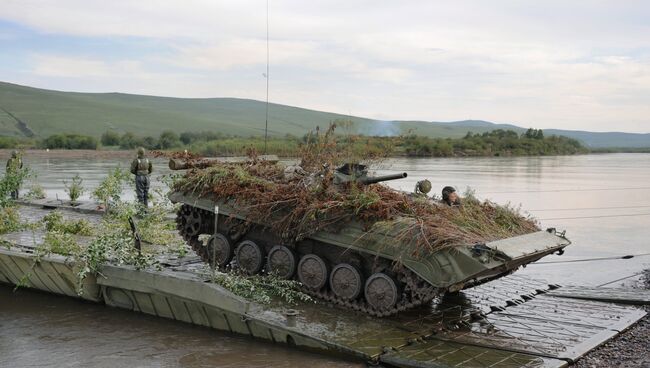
left=177, top=206, right=439, bottom=317
left=307, top=279, right=438, bottom=317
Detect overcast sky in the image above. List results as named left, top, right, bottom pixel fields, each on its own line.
left=0, top=1, right=648, bottom=133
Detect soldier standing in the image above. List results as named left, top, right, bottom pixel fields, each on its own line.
left=6, top=150, right=23, bottom=199
left=130, top=147, right=153, bottom=208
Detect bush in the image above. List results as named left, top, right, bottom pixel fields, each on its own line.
left=0, top=206, right=24, bottom=234
left=64, top=174, right=84, bottom=203
left=42, top=134, right=98, bottom=149
left=43, top=211, right=94, bottom=235
left=158, top=131, right=181, bottom=149
left=0, top=136, right=21, bottom=148
left=119, top=132, right=157, bottom=150
left=92, top=168, right=132, bottom=208
left=25, top=183, right=46, bottom=199
left=101, top=131, right=121, bottom=146
left=0, top=159, right=30, bottom=207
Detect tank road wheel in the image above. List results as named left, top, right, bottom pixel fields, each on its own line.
left=365, top=273, right=400, bottom=313
left=176, top=205, right=191, bottom=232
left=178, top=205, right=202, bottom=239
left=206, top=234, right=233, bottom=269
left=266, top=246, right=297, bottom=279
left=235, top=240, right=265, bottom=275
left=297, top=254, right=329, bottom=290
left=329, top=263, right=363, bottom=300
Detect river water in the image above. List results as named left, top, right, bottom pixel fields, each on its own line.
left=1, top=153, right=649, bottom=367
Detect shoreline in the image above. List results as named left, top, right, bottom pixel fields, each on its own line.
left=1, top=148, right=647, bottom=161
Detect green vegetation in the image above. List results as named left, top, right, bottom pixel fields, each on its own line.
left=43, top=211, right=94, bottom=236
left=91, top=168, right=132, bottom=209
left=0, top=156, right=30, bottom=207
left=0, top=78, right=641, bottom=154
left=42, top=134, right=98, bottom=149
left=402, top=129, right=588, bottom=157
left=0, top=126, right=589, bottom=157
left=3, top=81, right=649, bottom=148
left=64, top=174, right=84, bottom=204
left=24, top=183, right=46, bottom=199
left=204, top=268, right=313, bottom=304
left=0, top=206, right=26, bottom=234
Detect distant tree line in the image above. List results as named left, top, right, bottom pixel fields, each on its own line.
left=0, top=128, right=590, bottom=157
left=402, top=129, right=587, bottom=157
left=43, top=134, right=99, bottom=149
left=99, top=130, right=239, bottom=150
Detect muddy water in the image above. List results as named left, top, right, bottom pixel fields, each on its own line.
left=0, top=286, right=359, bottom=368
left=1, top=152, right=650, bottom=367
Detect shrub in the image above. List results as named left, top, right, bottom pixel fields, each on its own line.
left=42, top=134, right=98, bottom=149
left=0, top=160, right=30, bottom=207
left=25, top=183, right=46, bottom=199
left=158, top=131, right=181, bottom=149
left=43, top=211, right=94, bottom=236
left=0, top=206, right=24, bottom=234
left=101, top=131, right=121, bottom=146
left=91, top=168, right=132, bottom=208
left=64, top=174, right=84, bottom=204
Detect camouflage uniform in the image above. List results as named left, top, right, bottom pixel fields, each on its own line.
left=130, top=148, right=153, bottom=207
left=6, top=151, right=23, bottom=199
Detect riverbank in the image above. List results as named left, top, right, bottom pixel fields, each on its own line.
left=0, top=149, right=134, bottom=160
left=575, top=269, right=650, bottom=368
left=1, top=127, right=592, bottom=158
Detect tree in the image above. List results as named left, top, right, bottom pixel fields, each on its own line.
left=158, top=131, right=181, bottom=149
left=119, top=132, right=138, bottom=149
left=101, top=131, right=121, bottom=146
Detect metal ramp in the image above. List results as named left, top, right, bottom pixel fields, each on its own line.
left=548, top=286, right=650, bottom=305
left=381, top=340, right=565, bottom=368
left=1, top=229, right=647, bottom=368
left=375, top=276, right=646, bottom=367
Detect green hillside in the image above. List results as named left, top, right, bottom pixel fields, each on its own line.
left=0, top=81, right=513, bottom=139
left=1, top=81, right=648, bottom=147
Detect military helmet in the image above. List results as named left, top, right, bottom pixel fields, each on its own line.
left=11, top=150, right=18, bottom=158
left=137, top=147, right=145, bottom=158
left=416, top=179, right=432, bottom=194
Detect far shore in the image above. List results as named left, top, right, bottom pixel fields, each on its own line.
left=0, top=149, right=135, bottom=160
left=1, top=148, right=648, bottom=161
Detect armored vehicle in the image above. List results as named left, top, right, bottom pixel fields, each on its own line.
left=169, top=161, right=570, bottom=317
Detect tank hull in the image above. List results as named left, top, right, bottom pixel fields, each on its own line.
left=169, top=191, right=570, bottom=316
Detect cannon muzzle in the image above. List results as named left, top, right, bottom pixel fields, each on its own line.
left=358, top=172, right=407, bottom=185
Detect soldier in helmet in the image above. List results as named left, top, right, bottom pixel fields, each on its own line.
left=130, top=147, right=153, bottom=208
left=441, top=186, right=461, bottom=207
left=6, top=150, right=23, bottom=199
left=414, top=179, right=432, bottom=198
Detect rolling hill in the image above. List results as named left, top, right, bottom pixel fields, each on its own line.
left=0, top=81, right=648, bottom=148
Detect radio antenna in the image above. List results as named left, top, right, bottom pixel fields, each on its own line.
left=263, top=0, right=270, bottom=154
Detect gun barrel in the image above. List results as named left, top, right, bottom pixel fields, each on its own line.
left=359, top=172, right=407, bottom=185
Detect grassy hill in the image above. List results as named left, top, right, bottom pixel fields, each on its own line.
left=1, top=81, right=648, bottom=148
